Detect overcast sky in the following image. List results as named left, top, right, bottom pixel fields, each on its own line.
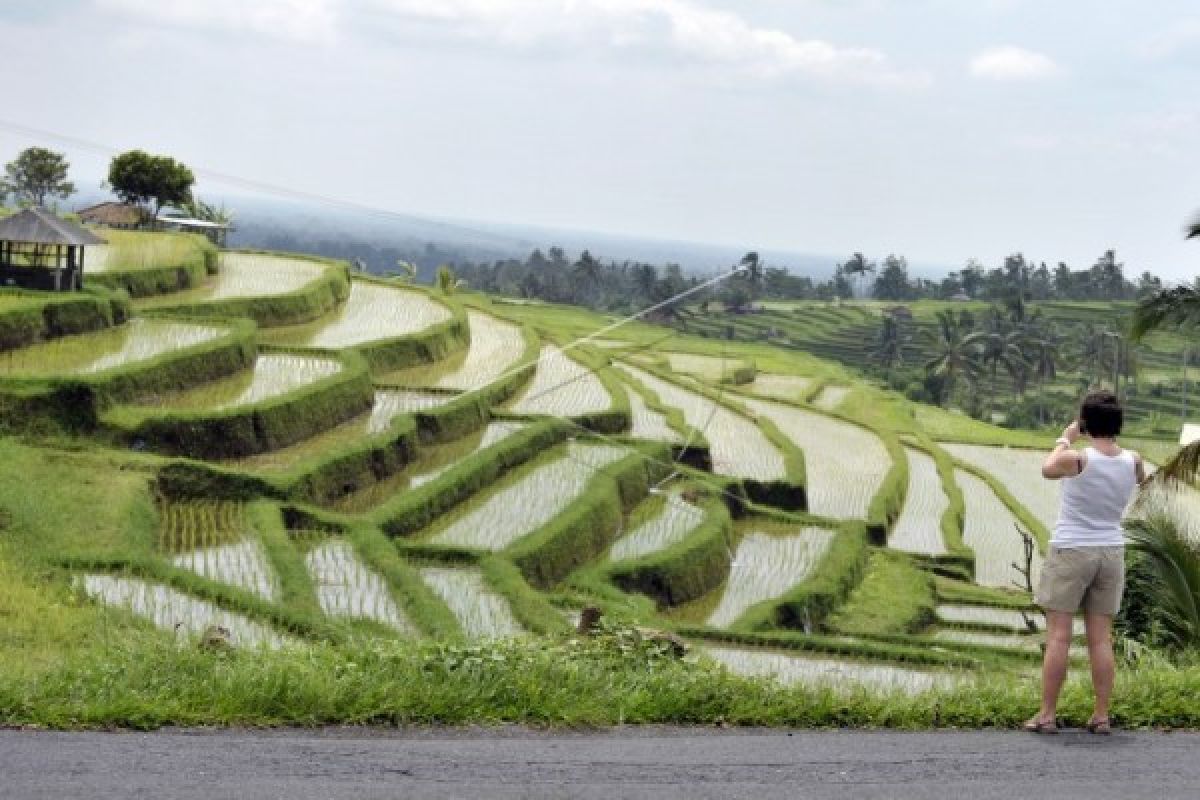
left=2, top=0, right=1198, bottom=278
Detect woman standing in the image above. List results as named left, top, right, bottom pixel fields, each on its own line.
left=1025, top=390, right=1145, bottom=734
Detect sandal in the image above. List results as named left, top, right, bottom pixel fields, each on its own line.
left=1086, top=717, right=1112, bottom=735
left=1023, top=716, right=1059, bottom=734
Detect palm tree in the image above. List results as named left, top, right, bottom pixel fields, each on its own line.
left=1123, top=513, right=1200, bottom=649
left=391, top=259, right=418, bottom=283
left=922, top=310, right=982, bottom=405
left=873, top=315, right=908, bottom=375
left=435, top=264, right=465, bottom=295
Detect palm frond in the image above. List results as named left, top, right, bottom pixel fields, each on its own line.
left=1131, top=286, right=1200, bottom=341
left=1124, top=513, right=1200, bottom=648
left=1187, top=216, right=1200, bottom=239
left=1142, top=441, right=1200, bottom=489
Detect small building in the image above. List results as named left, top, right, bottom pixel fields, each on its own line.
left=156, top=215, right=231, bottom=248
left=77, top=201, right=143, bottom=229
left=1182, top=423, right=1200, bottom=447
left=0, top=207, right=106, bottom=291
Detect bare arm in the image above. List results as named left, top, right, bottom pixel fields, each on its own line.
left=1042, top=420, right=1083, bottom=480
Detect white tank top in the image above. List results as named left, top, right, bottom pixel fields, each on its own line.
left=1052, top=447, right=1137, bottom=547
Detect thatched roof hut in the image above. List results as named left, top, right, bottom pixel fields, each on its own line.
left=0, top=207, right=106, bottom=291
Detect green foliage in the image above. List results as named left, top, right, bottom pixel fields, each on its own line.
left=826, top=551, right=935, bottom=636
left=2, top=147, right=74, bottom=207
left=0, top=289, right=125, bottom=351
left=608, top=497, right=734, bottom=608
left=107, top=150, right=195, bottom=219
left=103, top=349, right=374, bottom=459
left=1123, top=513, right=1200, bottom=650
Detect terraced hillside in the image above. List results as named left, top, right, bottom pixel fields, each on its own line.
left=0, top=230, right=1193, bottom=712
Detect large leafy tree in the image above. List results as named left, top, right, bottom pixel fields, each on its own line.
left=108, top=150, right=195, bottom=222
left=2, top=147, right=75, bottom=207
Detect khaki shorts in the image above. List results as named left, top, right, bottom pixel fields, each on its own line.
left=1035, top=546, right=1125, bottom=616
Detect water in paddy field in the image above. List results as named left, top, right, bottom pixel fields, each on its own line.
left=746, top=373, right=813, bottom=403
left=418, top=567, right=523, bottom=640
left=617, top=363, right=787, bottom=481
left=508, top=345, right=613, bottom=417
left=623, top=382, right=682, bottom=443
left=77, top=574, right=291, bottom=649
left=703, top=645, right=950, bottom=693
left=706, top=526, right=835, bottom=628
left=937, top=603, right=1085, bottom=635
left=812, top=386, right=850, bottom=411
left=280, top=281, right=452, bottom=348
left=954, top=469, right=1044, bottom=588
left=171, top=540, right=280, bottom=602
left=943, top=444, right=1060, bottom=534
left=426, top=442, right=629, bottom=551
left=888, top=448, right=950, bottom=556
left=739, top=396, right=889, bottom=519
left=0, top=319, right=224, bottom=377
left=609, top=492, right=706, bottom=562
left=304, top=541, right=416, bottom=635
left=150, top=353, right=342, bottom=412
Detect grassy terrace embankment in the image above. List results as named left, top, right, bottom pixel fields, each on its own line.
left=0, top=231, right=1195, bottom=729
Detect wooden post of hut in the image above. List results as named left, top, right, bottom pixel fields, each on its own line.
left=0, top=207, right=106, bottom=291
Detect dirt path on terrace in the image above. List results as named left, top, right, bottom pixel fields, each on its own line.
left=3, top=726, right=1197, bottom=799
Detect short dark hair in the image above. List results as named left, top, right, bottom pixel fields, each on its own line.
left=1079, top=390, right=1123, bottom=437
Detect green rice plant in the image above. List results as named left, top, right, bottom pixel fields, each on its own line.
left=954, top=469, right=1043, bottom=589
left=158, top=500, right=279, bottom=601
left=75, top=573, right=292, bottom=649
left=304, top=540, right=417, bottom=635
left=616, top=363, right=787, bottom=482
left=418, top=565, right=523, bottom=639
left=739, top=395, right=890, bottom=520
left=508, top=345, right=614, bottom=418
left=707, top=525, right=837, bottom=628
left=827, top=551, right=935, bottom=636
left=889, top=447, right=950, bottom=555
left=426, top=442, right=630, bottom=550
left=943, top=443, right=1058, bottom=535
left=223, top=388, right=426, bottom=473
left=746, top=372, right=814, bottom=403
left=85, top=230, right=211, bottom=274
left=664, top=353, right=754, bottom=384
left=331, top=421, right=527, bottom=514
left=0, top=318, right=224, bottom=377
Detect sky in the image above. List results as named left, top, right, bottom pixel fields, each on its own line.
left=2, top=0, right=1198, bottom=279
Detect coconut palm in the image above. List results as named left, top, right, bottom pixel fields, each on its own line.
left=392, top=259, right=418, bottom=283
left=1124, top=513, right=1200, bottom=649
left=922, top=310, right=982, bottom=404
left=436, top=264, right=465, bottom=295
left=873, top=315, right=908, bottom=375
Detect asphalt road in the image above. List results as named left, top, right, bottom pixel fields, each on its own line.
left=3, top=726, right=1198, bottom=799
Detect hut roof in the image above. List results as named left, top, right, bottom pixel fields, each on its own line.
left=0, top=207, right=106, bottom=246
left=77, top=201, right=142, bottom=227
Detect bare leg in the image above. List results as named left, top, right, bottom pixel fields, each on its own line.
left=1084, top=612, right=1115, bottom=722
left=1037, top=611, right=1075, bottom=723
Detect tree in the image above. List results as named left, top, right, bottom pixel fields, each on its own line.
left=2, top=147, right=75, bottom=207
left=873, top=314, right=909, bottom=374
left=108, top=150, right=195, bottom=222
left=391, top=259, right=418, bottom=282
left=872, top=254, right=911, bottom=301
left=922, top=310, right=983, bottom=405
left=435, top=264, right=465, bottom=295
left=183, top=197, right=234, bottom=226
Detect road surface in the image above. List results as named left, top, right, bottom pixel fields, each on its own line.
left=3, top=726, right=1197, bottom=799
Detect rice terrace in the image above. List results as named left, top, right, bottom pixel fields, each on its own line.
left=3, top=212, right=1199, bottom=739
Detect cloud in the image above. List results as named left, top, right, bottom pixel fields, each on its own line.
left=1138, top=19, right=1200, bottom=60
left=969, top=46, right=1059, bottom=81
left=95, top=0, right=338, bottom=43
left=369, top=0, right=928, bottom=87
left=94, top=0, right=927, bottom=88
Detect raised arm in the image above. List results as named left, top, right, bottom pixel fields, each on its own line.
left=1042, top=420, right=1083, bottom=480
